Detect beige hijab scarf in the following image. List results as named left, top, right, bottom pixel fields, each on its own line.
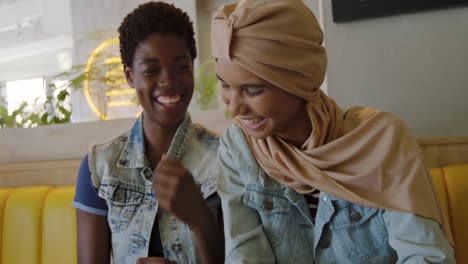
left=212, top=0, right=453, bottom=243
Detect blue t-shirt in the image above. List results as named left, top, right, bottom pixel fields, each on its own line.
left=72, top=155, right=164, bottom=257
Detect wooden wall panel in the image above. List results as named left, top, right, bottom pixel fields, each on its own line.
left=419, top=136, right=468, bottom=168
left=0, top=136, right=467, bottom=187
left=0, top=160, right=80, bottom=188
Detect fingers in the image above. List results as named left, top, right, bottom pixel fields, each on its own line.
left=152, top=159, right=185, bottom=207
left=153, top=161, right=182, bottom=192
left=156, top=158, right=183, bottom=173
left=154, top=159, right=191, bottom=186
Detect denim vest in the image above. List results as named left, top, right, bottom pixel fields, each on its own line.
left=218, top=124, right=455, bottom=264
left=88, top=114, right=220, bottom=264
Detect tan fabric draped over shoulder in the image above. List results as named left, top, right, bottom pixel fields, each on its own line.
left=212, top=0, right=453, bottom=244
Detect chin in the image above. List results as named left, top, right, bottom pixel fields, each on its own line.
left=246, top=131, right=270, bottom=140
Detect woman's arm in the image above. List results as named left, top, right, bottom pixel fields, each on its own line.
left=73, top=155, right=111, bottom=264
left=383, top=210, right=455, bottom=263
left=217, top=127, right=275, bottom=263
left=76, top=210, right=111, bottom=264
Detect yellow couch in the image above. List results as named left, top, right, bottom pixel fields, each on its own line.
left=0, top=165, right=467, bottom=264
left=430, top=164, right=468, bottom=263
left=0, top=186, right=76, bottom=264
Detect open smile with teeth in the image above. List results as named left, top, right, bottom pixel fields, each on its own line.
left=155, top=94, right=181, bottom=105
left=241, top=117, right=265, bottom=125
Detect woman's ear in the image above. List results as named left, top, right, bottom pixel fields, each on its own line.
left=124, top=66, right=135, bottom=88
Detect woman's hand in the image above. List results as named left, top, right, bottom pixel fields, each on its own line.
left=136, top=257, right=176, bottom=264
left=152, top=154, right=208, bottom=228
left=152, top=154, right=224, bottom=264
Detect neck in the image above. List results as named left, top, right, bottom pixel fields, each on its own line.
left=280, top=107, right=312, bottom=148
left=142, top=115, right=180, bottom=168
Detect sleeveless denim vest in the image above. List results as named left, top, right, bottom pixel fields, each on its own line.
left=88, top=114, right=220, bottom=264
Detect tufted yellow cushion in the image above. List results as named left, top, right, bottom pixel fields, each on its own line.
left=443, top=164, right=468, bottom=263
left=42, top=186, right=77, bottom=264
left=429, top=168, right=451, bottom=228
left=0, top=189, right=12, bottom=264
left=2, top=186, right=52, bottom=264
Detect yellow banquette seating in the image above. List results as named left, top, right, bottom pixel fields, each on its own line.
left=430, top=164, right=468, bottom=263
left=0, top=186, right=77, bottom=264
left=0, top=165, right=467, bottom=263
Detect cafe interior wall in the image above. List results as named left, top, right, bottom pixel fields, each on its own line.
left=321, top=1, right=468, bottom=137
left=0, top=0, right=232, bottom=164
left=0, top=0, right=73, bottom=81
left=3, top=0, right=467, bottom=163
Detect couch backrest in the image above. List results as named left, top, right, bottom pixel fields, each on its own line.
left=419, top=136, right=468, bottom=168
left=0, top=188, right=12, bottom=261
left=443, top=165, right=468, bottom=263
left=430, top=164, right=468, bottom=263
left=0, top=186, right=77, bottom=264
left=0, top=160, right=80, bottom=189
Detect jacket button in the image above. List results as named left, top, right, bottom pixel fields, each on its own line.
left=171, top=243, right=182, bottom=252
left=263, top=199, right=273, bottom=212
left=350, top=210, right=362, bottom=222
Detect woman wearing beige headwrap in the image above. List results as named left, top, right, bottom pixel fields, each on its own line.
left=213, top=0, right=455, bottom=263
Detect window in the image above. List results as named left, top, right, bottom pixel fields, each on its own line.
left=6, top=77, right=45, bottom=116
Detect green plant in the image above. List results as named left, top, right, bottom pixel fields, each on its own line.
left=38, top=83, right=72, bottom=125
left=0, top=98, right=30, bottom=128
left=0, top=83, right=72, bottom=129
left=42, top=57, right=116, bottom=121
left=194, top=60, right=218, bottom=110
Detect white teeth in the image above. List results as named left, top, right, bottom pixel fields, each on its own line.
left=242, top=117, right=264, bottom=125
left=156, top=94, right=181, bottom=104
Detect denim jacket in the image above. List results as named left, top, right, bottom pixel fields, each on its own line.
left=218, top=124, right=455, bottom=264
left=88, top=114, right=220, bottom=264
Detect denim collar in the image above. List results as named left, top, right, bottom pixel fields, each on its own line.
left=116, top=113, right=192, bottom=169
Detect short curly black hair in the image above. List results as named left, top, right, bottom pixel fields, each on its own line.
left=118, top=2, right=197, bottom=67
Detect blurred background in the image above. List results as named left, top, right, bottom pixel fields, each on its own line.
left=0, top=0, right=467, bottom=166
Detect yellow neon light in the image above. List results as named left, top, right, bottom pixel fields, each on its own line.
left=84, top=38, right=119, bottom=120
left=84, top=38, right=140, bottom=119
left=104, top=57, right=122, bottom=65
left=105, top=69, right=123, bottom=78
left=106, top=89, right=135, bottom=97
left=106, top=78, right=127, bottom=86
left=108, top=101, right=135, bottom=107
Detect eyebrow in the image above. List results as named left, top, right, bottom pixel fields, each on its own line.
left=239, top=83, right=267, bottom=89
left=174, top=55, right=191, bottom=62
left=141, top=58, right=160, bottom=64
left=140, top=55, right=190, bottom=65
left=216, top=74, right=267, bottom=89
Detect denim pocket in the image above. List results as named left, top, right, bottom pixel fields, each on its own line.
left=99, top=181, right=144, bottom=232
left=328, top=199, right=389, bottom=262
left=243, top=184, right=291, bottom=248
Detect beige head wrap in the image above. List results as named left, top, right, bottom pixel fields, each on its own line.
left=212, top=0, right=453, bottom=243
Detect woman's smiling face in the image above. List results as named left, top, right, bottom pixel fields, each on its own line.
left=125, top=33, right=194, bottom=128
left=217, top=58, right=311, bottom=145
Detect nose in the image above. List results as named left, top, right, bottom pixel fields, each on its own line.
left=222, top=89, right=246, bottom=117
left=158, top=70, right=174, bottom=88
